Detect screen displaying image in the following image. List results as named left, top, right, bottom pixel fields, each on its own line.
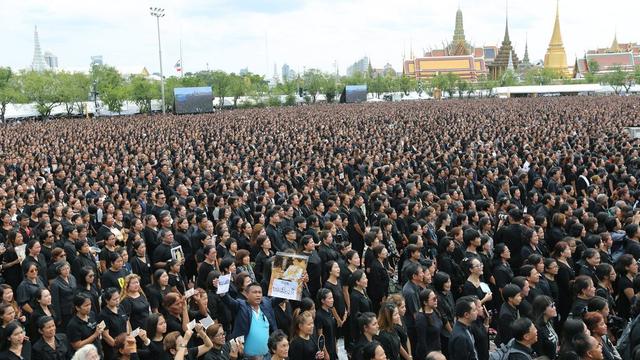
left=174, top=87, right=214, bottom=114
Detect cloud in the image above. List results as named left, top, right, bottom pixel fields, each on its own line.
left=1, top=0, right=636, bottom=77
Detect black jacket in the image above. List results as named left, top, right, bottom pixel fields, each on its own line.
left=496, top=303, right=519, bottom=346
left=448, top=321, right=478, bottom=360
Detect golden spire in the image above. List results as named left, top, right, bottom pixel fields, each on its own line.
left=544, top=0, right=569, bottom=77
left=611, top=30, right=620, bottom=52
left=549, top=0, right=564, bottom=47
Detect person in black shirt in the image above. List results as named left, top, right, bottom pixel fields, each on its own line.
left=129, top=240, right=152, bottom=289
left=146, top=269, right=172, bottom=313
left=367, top=245, right=390, bottom=315
left=98, top=288, right=130, bottom=360
left=289, top=311, right=324, bottom=360
left=197, top=245, right=217, bottom=289
left=32, top=316, right=72, bottom=360
left=377, top=303, right=401, bottom=360
left=152, top=229, right=177, bottom=270
left=495, top=284, right=522, bottom=346
left=0, top=321, right=31, bottom=360
left=352, top=312, right=379, bottom=360
left=50, top=261, right=76, bottom=332
left=101, top=252, right=128, bottom=293
left=349, top=269, right=372, bottom=349
left=317, top=231, right=339, bottom=282
left=67, top=293, right=105, bottom=354
left=99, top=232, right=118, bottom=273
left=72, top=240, right=99, bottom=281
left=315, top=289, right=337, bottom=360
left=254, top=235, right=274, bottom=284
left=121, top=274, right=151, bottom=330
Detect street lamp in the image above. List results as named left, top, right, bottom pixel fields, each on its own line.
left=150, top=7, right=166, bottom=114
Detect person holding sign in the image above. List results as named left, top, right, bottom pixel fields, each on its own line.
left=221, top=282, right=277, bottom=359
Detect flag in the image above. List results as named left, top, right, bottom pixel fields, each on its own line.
left=174, top=60, right=182, bottom=73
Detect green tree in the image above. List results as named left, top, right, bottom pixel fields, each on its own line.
left=523, top=67, right=557, bottom=85
left=603, top=66, right=628, bottom=94
left=322, top=75, right=338, bottom=103
left=399, top=75, right=415, bottom=96
left=303, top=69, right=324, bottom=103
left=437, top=73, right=459, bottom=98
left=500, top=70, right=519, bottom=87
left=129, top=75, right=159, bottom=113
left=91, top=65, right=126, bottom=114
left=584, top=59, right=601, bottom=83
left=456, top=79, right=469, bottom=98
left=58, top=72, right=90, bottom=116
left=211, top=71, right=231, bottom=107
left=0, top=68, right=26, bottom=122
left=228, top=74, right=248, bottom=107
left=20, top=70, right=63, bottom=118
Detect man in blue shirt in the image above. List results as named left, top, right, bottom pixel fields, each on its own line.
left=223, top=282, right=277, bottom=359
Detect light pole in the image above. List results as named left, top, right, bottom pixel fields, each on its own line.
left=150, top=7, right=166, bottom=114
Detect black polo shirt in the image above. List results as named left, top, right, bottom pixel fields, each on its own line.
left=67, top=314, right=102, bottom=353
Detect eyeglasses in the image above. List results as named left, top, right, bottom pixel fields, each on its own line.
left=215, top=332, right=226, bottom=338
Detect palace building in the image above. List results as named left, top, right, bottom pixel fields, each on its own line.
left=403, top=8, right=493, bottom=82
left=574, top=35, right=640, bottom=78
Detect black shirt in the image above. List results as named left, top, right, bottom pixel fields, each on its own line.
left=32, top=334, right=71, bottom=360
left=315, top=308, right=337, bottom=360
left=197, top=261, right=216, bottom=289
left=289, top=335, right=320, bottom=360
left=99, top=305, right=129, bottom=360
left=129, top=256, right=152, bottom=288
left=378, top=329, right=401, bottom=360
left=121, top=295, right=150, bottom=330
left=67, top=314, right=102, bottom=354
left=101, top=268, right=128, bottom=292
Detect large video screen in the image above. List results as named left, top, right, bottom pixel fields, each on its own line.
left=345, top=85, right=367, bottom=103
left=174, top=87, right=214, bottom=114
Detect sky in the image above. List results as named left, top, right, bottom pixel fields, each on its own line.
left=0, top=0, right=636, bottom=77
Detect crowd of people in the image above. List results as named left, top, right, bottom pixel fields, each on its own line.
left=0, top=96, right=640, bottom=360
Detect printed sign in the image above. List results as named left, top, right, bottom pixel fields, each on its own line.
left=268, top=252, right=309, bottom=301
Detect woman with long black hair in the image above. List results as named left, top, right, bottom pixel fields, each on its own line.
left=315, top=288, right=337, bottom=360
left=129, top=240, right=152, bottom=289
left=432, top=272, right=454, bottom=357
left=415, top=288, right=443, bottom=359
left=553, top=241, right=576, bottom=323
left=28, top=288, right=55, bottom=342
left=99, top=287, right=130, bottom=360
left=145, top=269, right=172, bottom=313
left=367, top=245, right=390, bottom=315
left=0, top=321, right=31, bottom=360
left=349, top=269, right=372, bottom=352
left=531, top=295, right=559, bottom=360
left=323, top=260, right=347, bottom=334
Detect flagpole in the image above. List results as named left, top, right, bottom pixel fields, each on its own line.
left=179, top=37, right=183, bottom=78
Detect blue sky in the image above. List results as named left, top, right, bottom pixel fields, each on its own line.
left=0, top=0, right=635, bottom=77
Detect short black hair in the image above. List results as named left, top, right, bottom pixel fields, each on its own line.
left=455, top=296, right=475, bottom=318
left=502, top=284, right=521, bottom=301
left=511, top=318, right=534, bottom=341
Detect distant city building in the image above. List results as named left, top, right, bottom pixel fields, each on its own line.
left=91, top=55, right=104, bottom=67
left=44, top=51, right=58, bottom=70
left=239, top=67, right=249, bottom=76
left=347, top=57, right=369, bottom=77
left=281, top=63, right=296, bottom=82
left=574, top=36, right=640, bottom=78
left=403, top=8, right=489, bottom=82
left=31, top=26, right=46, bottom=72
